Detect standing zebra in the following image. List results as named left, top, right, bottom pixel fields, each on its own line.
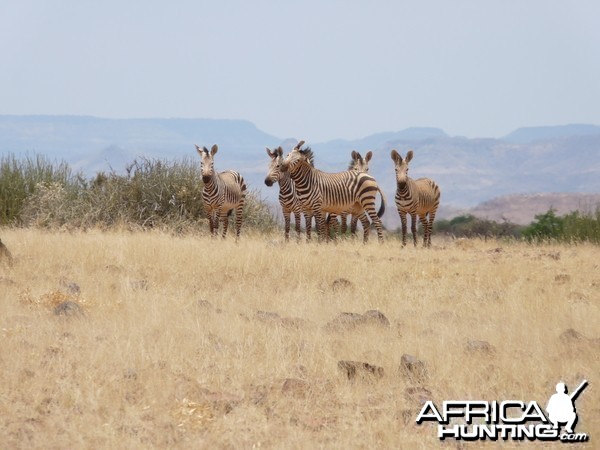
left=281, top=141, right=386, bottom=243
left=264, top=145, right=314, bottom=241
left=390, top=149, right=440, bottom=247
left=195, top=144, right=247, bottom=239
left=340, top=150, right=373, bottom=235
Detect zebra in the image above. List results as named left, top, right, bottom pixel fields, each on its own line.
left=195, top=144, right=247, bottom=239
left=336, top=150, right=374, bottom=236
left=264, top=145, right=315, bottom=241
left=390, top=149, right=440, bottom=247
left=281, top=141, right=386, bottom=243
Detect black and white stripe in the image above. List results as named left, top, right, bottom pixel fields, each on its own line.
left=196, top=144, right=247, bottom=238
left=282, top=142, right=385, bottom=243
left=264, top=146, right=314, bottom=241
left=390, top=149, right=440, bottom=247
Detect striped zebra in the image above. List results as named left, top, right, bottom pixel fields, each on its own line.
left=264, top=145, right=314, bottom=241
left=390, top=149, right=440, bottom=247
left=281, top=141, right=386, bottom=243
left=339, top=150, right=373, bottom=235
left=195, top=144, right=247, bottom=238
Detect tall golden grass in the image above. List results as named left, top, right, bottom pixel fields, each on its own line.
left=0, top=229, right=598, bottom=448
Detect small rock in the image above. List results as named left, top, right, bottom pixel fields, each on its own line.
left=195, top=299, right=213, bottom=310
left=331, top=278, right=354, bottom=291
left=281, top=378, right=310, bottom=398
left=399, top=354, right=428, bottom=383
left=0, top=238, right=14, bottom=267
left=554, top=274, right=571, bottom=283
left=130, top=279, right=149, bottom=290
left=559, top=328, right=586, bottom=344
left=65, top=282, right=81, bottom=295
left=53, top=301, right=83, bottom=317
left=324, top=312, right=365, bottom=331
left=123, top=368, right=138, bottom=380
left=363, top=310, right=390, bottom=327
left=337, top=360, right=384, bottom=381
left=465, top=340, right=495, bottom=355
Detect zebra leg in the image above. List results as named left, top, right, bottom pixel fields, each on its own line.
left=235, top=203, right=244, bottom=239
left=399, top=212, right=408, bottom=246
left=210, top=210, right=218, bottom=237
left=294, top=212, right=302, bottom=241
left=304, top=213, right=312, bottom=241
left=283, top=210, right=291, bottom=241
left=366, top=207, right=384, bottom=243
left=411, top=214, right=418, bottom=247
left=314, top=210, right=327, bottom=242
left=358, top=213, right=370, bottom=243
left=341, top=213, right=348, bottom=235
left=419, top=214, right=429, bottom=247
left=350, top=215, right=359, bottom=236
left=327, top=214, right=340, bottom=241
left=220, top=209, right=230, bottom=238
left=427, top=211, right=437, bottom=247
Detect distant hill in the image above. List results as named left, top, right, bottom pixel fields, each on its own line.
left=503, top=124, right=600, bottom=143
left=0, top=115, right=599, bottom=228
left=464, top=193, right=600, bottom=225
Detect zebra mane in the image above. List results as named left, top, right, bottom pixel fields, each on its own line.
left=347, top=156, right=359, bottom=170
left=299, top=146, right=314, bottom=167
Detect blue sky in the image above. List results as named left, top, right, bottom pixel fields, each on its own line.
left=1, top=1, right=599, bottom=142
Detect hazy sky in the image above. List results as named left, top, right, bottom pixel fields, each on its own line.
left=1, top=1, right=599, bottom=142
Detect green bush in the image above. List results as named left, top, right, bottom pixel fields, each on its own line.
left=434, top=214, right=522, bottom=239
left=1, top=154, right=276, bottom=233
left=0, top=153, right=75, bottom=225
left=522, top=208, right=600, bottom=244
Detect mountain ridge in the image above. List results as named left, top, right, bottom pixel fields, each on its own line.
left=1, top=115, right=599, bottom=227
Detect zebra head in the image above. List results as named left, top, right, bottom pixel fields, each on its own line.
left=264, top=146, right=284, bottom=186
left=348, top=150, right=373, bottom=172
left=195, top=144, right=218, bottom=183
left=391, top=149, right=414, bottom=186
left=280, top=140, right=307, bottom=173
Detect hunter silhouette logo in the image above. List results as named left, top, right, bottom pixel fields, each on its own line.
left=546, top=380, right=588, bottom=434
left=416, top=379, right=590, bottom=442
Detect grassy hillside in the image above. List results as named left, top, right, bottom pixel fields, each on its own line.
left=0, top=230, right=598, bottom=448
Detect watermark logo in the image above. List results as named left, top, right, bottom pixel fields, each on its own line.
left=416, top=380, right=589, bottom=442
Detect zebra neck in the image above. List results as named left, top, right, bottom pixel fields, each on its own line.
left=289, top=160, right=313, bottom=182
left=278, top=172, right=294, bottom=194
left=203, top=174, right=219, bottom=192
left=397, top=178, right=413, bottom=196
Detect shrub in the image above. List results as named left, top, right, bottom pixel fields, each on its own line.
left=522, top=208, right=600, bottom=244
left=0, top=154, right=75, bottom=225
left=2, top=154, right=277, bottom=233
left=434, top=215, right=522, bottom=239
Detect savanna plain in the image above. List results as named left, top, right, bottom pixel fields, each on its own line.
left=0, top=229, right=598, bottom=449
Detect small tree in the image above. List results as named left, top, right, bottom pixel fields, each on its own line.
left=522, top=209, right=564, bottom=242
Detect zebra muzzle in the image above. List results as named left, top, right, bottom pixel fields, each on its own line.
left=264, top=178, right=274, bottom=187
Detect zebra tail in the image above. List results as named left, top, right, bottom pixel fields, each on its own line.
left=377, top=187, right=386, bottom=218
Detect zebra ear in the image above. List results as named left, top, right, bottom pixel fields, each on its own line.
left=391, top=149, right=401, bottom=163
left=211, top=144, right=218, bottom=156
left=295, top=140, right=305, bottom=150
left=195, top=144, right=202, bottom=156
left=365, top=151, right=372, bottom=162
left=266, top=147, right=274, bottom=158
left=406, top=150, right=414, bottom=162
left=351, top=150, right=359, bottom=160
left=276, top=147, right=283, bottom=156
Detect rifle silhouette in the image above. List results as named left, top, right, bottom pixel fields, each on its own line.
left=570, top=380, right=588, bottom=401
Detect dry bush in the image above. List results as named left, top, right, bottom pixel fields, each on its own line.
left=0, top=229, right=598, bottom=448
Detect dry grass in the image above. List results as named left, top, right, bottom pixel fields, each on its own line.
left=0, top=229, right=598, bottom=449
